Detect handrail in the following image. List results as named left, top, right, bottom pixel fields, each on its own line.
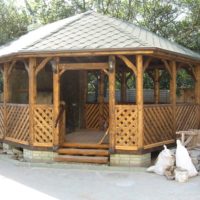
left=54, top=102, right=65, bottom=128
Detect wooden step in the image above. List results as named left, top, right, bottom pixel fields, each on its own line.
left=54, top=155, right=108, bottom=164
left=61, top=143, right=109, bottom=149
left=57, top=148, right=109, bottom=156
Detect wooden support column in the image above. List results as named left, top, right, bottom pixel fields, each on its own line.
left=3, top=63, right=10, bottom=138
left=136, top=55, right=144, bottom=150
left=53, top=60, right=60, bottom=147
left=170, top=61, right=177, bottom=133
left=109, top=56, right=116, bottom=153
left=121, top=70, right=127, bottom=103
left=195, top=65, right=200, bottom=104
left=154, top=68, right=160, bottom=104
left=29, top=58, right=37, bottom=145
left=98, top=71, right=104, bottom=129
left=79, top=70, right=87, bottom=128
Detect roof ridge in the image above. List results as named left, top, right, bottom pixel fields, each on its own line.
left=24, top=12, right=89, bottom=50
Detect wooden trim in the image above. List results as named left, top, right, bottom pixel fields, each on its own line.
left=195, top=65, right=200, bottom=104
left=121, top=71, right=127, bottom=102
left=98, top=71, right=104, bottom=129
left=108, top=56, right=116, bottom=152
left=7, top=60, right=16, bottom=78
left=117, top=55, right=137, bottom=75
left=115, top=145, right=138, bottom=150
left=58, top=62, right=109, bottom=71
left=136, top=55, right=144, bottom=149
left=144, top=139, right=175, bottom=149
left=154, top=68, right=160, bottom=104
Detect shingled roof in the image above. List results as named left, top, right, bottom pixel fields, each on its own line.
left=0, top=11, right=200, bottom=61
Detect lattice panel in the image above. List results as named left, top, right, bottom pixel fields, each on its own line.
left=103, top=104, right=109, bottom=125
left=0, top=104, right=4, bottom=139
left=144, top=105, right=174, bottom=146
left=6, top=104, right=29, bottom=144
left=85, top=104, right=100, bottom=129
left=176, top=104, right=199, bottom=131
left=115, top=105, right=138, bottom=147
left=33, top=105, right=53, bottom=146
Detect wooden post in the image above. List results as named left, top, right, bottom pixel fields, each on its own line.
left=98, top=71, right=104, bottom=129
left=121, top=70, right=127, bottom=103
left=109, top=56, right=116, bottom=153
left=79, top=70, right=87, bottom=128
left=195, top=65, right=200, bottom=104
left=3, top=63, right=10, bottom=138
left=53, top=60, right=60, bottom=147
left=136, top=55, right=144, bottom=150
left=170, top=61, right=177, bottom=134
left=29, top=58, right=37, bottom=145
left=154, top=68, right=160, bottom=104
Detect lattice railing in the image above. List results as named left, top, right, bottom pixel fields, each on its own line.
left=0, top=104, right=4, bottom=139
left=85, top=103, right=109, bottom=129
left=33, top=104, right=53, bottom=147
left=115, top=105, right=138, bottom=150
left=176, top=104, right=199, bottom=131
left=6, top=104, right=29, bottom=145
left=144, top=104, right=174, bottom=147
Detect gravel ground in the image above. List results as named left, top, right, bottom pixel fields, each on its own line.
left=0, top=155, right=200, bottom=200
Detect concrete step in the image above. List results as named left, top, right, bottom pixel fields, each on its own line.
left=57, top=148, right=109, bottom=156
left=54, top=155, right=108, bottom=164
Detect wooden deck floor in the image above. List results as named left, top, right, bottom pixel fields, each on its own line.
left=65, top=129, right=109, bottom=144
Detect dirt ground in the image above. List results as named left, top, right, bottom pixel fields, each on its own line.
left=0, top=155, right=200, bottom=200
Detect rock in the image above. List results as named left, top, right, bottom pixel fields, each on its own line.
left=175, top=168, right=189, bottom=183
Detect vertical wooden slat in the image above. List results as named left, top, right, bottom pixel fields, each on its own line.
left=170, top=61, right=176, bottom=134
left=195, top=65, right=200, bottom=104
left=121, top=70, right=127, bottom=102
left=53, top=65, right=60, bottom=147
left=109, top=56, right=116, bottom=152
left=136, top=55, right=144, bottom=150
left=154, top=68, right=160, bottom=104
left=29, top=58, right=37, bottom=145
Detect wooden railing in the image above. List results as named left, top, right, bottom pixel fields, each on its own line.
left=6, top=104, right=29, bottom=145
left=144, top=104, right=174, bottom=149
left=0, top=103, right=4, bottom=139
left=85, top=103, right=109, bottom=129
left=176, top=104, right=199, bottom=131
left=115, top=105, right=138, bottom=150
left=33, top=104, right=54, bottom=147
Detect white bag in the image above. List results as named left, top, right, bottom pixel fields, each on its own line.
left=176, top=140, right=198, bottom=177
left=147, top=145, right=175, bottom=175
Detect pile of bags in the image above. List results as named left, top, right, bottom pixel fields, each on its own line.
left=147, top=140, right=198, bottom=182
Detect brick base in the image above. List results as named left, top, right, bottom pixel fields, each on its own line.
left=3, top=143, right=13, bottom=155
left=23, top=149, right=57, bottom=162
left=110, top=153, right=151, bottom=167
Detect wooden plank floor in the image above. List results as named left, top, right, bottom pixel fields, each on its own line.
left=65, top=129, right=109, bottom=144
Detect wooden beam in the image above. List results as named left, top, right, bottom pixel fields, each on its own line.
left=58, top=62, right=109, bottom=71
left=108, top=56, right=116, bottom=153
left=7, top=60, right=16, bottom=78
left=136, top=55, right=144, bottom=150
left=53, top=58, right=60, bottom=147
left=35, top=57, right=52, bottom=75
left=29, top=58, right=37, bottom=145
left=170, top=61, right=176, bottom=134
left=154, top=69, right=160, bottom=104
left=117, top=55, right=137, bottom=75
left=161, top=59, right=172, bottom=78
left=195, top=65, right=200, bottom=104
left=143, top=57, right=152, bottom=72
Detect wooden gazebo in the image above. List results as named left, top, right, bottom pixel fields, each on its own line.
left=0, top=11, right=200, bottom=166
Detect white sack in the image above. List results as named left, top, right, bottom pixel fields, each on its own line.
left=147, top=145, right=175, bottom=175
left=176, top=140, right=198, bottom=177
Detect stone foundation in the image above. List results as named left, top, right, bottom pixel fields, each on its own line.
left=23, top=149, right=57, bottom=162
left=3, top=143, right=13, bottom=155
left=110, top=153, right=151, bottom=167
